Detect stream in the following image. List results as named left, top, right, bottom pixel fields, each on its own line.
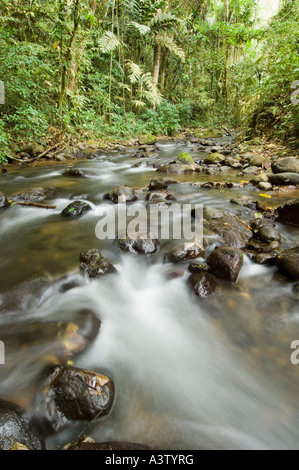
left=0, top=139, right=299, bottom=450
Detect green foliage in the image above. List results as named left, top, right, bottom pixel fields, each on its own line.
left=0, top=0, right=297, bottom=153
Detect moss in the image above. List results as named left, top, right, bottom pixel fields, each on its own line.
left=176, top=152, right=195, bottom=165
left=138, top=134, right=157, bottom=145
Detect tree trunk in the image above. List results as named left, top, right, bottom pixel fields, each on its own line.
left=160, top=48, right=169, bottom=94
left=153, top=35, right=161, bottom=87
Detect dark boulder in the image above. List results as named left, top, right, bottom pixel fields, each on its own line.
left=272, top=157, right=299, bottom=174
left=269, top=173, right=299, bottom=186
left=275, top=246, right=299, bottom=281
left=256, top=225, right=281, bottom=243
left=79, top=249, right=116, bottom=278
left=0, top=399, right=45, bottom=450
left=35, top=366, right=115, bottom=434
left=207, top=246, right=244, bottom=283
left=61, top=200, right=91, bottom=218
left=277, top=199, right=299, bottom=226
left=188, top=272, right=220, bottom=298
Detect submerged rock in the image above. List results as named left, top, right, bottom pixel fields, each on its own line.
left=79, top=249, right=116, bottom=278
left=61, top=201, right=92, bottom=217
left=207, top=246, right=244, bottom=283
left=13, top=187, right=58, bottom=203
left=0, top=399, right=45, bottom=450
left=1, top=308, right=101, bottom=364
left=62, top=168, right=85, bottom=178
left=0, top=191, right=10, bottom=210
left=35, top=366, right=115, bottom=434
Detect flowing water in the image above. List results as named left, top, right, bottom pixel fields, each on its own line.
left=0, top=140, right=299, bottom=450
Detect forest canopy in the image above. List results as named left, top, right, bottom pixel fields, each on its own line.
left=0, top=0, right=298, bottom=162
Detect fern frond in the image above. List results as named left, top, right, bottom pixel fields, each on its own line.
left=156, top=33, right=185, bottom=61
left=99, top=31, right=122, bottom=53
left=131, top=99, right=146, bottom=109
left=126, top=60, right=143, bottom=84
left=128, top=21, right=151, bottom=35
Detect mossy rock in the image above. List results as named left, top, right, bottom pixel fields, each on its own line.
left=176, top=152, right=195, bottom=165
left=138, top=134, right=157, bottom=145
left=203, top=153, right=225, bottom=165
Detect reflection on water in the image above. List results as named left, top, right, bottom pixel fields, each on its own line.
left=0, top=142, right=299, bottom=449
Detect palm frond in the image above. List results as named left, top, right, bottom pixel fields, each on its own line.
left=126, top=60, right=143, bottom=84
left=128, top=21, right=150, bottom=35
left=99, top=31, right=122, bottom=53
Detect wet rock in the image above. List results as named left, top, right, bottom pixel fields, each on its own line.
left=252, top=251, right=279, bottom=265
left=36, top=366, right=115, bottom=434
left=157, top=163, right=194, bottom=174
left=207, top=246, right=243, bottom=283
left=205, top=215, right=252, bottom=249
left=258, top=182, right=272, bottom=191
left=230, top=196, right=257, bottom=210
left=13, top=187, right=58, bottom=203
left=104, top=186, right=139, bottom=203
left=249, top=218, right=264, bottom=232
left=0, top=399, right=45, bottom=450
left=242, top=166, right=260, bottom=175
left=202, top=207, right=226, bottom=220
left=165, top=242, right=205, bottom=263
left=256, top=225, right=281, bottom=243
left=148, top=178, right=168, bottom=191
left=118, top=233, right=159, bottom=256
left=249, top=155, right=266, bottom=167
left=203, top=153, right=225, bottom=165
left=62, top=168, right=85, bottom=178
left=188, top=272, right=220, bottom=298
left=277, top=199, right=299, bottom=226
left=269, top=173, right=299, bottom=186
left=61, top=201, right=92, bottom=218
left=275, top=246, right=299, bottom=280
left=0, top=191, right=10, bottom=210
left=272, top=157, right=299, bottom=174
left=188, top=263, right=209, bottom=273
left=250, top=172, right=269, bottom=185
left=176, top=152, right=195, bottom=165
left=79, top=249, right=116, bottom=278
